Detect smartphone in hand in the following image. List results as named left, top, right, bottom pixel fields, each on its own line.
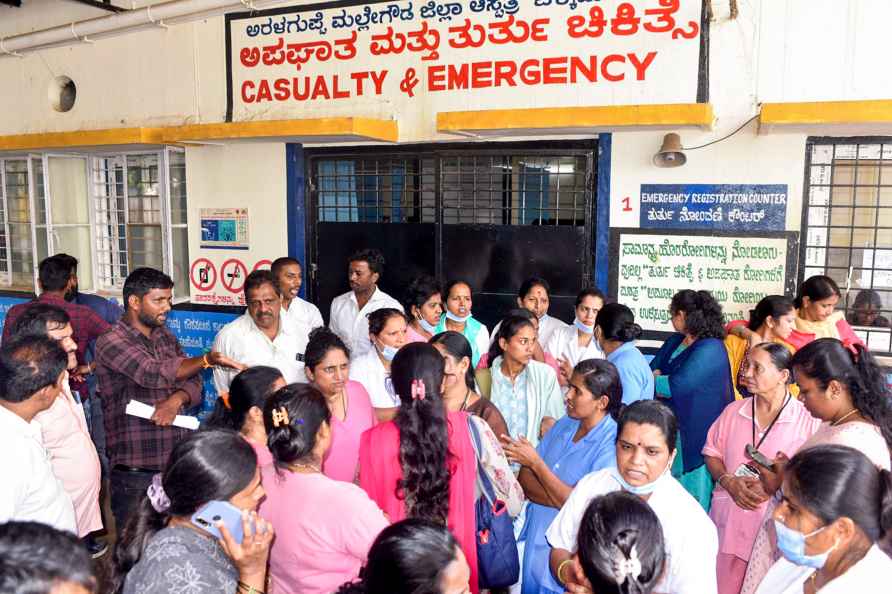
left=745, top=444, right=776, bottom=472
left=191, top=500, right=245, bottom=544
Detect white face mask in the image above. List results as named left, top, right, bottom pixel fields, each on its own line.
left=611, top=452, right=676, bottom=496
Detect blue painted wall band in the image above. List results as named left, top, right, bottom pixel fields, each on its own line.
left=286, top=143, right=308, bottom=298
left=595, top=133, right=612, bottom=292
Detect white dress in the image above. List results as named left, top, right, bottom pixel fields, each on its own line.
left=543, top=324, right=604, bottom=367
left=348, top=349, right=398, bottom=409
left=545, top=468, right=719, bottom=594
left=755, top=545, right=892, bottom=594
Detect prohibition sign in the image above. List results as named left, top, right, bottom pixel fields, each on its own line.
left=221, top=258, right=248, bottom=294
left=253, top=259, right=273, bottom=271
left=190, top=258, right=217, bottom=292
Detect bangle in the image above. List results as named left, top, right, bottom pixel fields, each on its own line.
left=202, top=353, right=212, bottom=369
left=237, top=582, right=264, bottom=594
left=557, top=559, right=574, bottom=585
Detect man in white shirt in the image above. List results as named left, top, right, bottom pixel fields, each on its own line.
left=271, top=256, right=324, bottom=333
left=213, top=270, right=308, bottom=394
left=328, top=248, right=403, bottom=358
left=0, top=335, right=77, bottom=533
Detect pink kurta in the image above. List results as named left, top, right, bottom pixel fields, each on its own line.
left=246, top=436, right=273, bottom=468
left=35, top=384, right=102, bottom=536
left=702, top=395, right=820, bottom=561
left=405, top=324, right=429, bottom=344
left=359, top=410, right=480, bottom=593
left=323, top=380, right=376, bottom=483
left=740, top=421, right=891, bottom=594
left=260, top=468, right=388, bottom=594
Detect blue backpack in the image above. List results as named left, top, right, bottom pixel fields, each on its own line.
left=467, top=417, right=520, bottom=589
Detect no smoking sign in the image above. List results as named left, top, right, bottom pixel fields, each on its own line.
left=221, top=258, right=248, bottom=294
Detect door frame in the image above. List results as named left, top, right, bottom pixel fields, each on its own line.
left=304, top=139, right=599, bottom=303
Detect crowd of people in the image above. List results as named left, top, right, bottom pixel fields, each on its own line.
left=1, top=248, right=891, bottom=594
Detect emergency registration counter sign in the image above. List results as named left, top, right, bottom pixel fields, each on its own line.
left=226, top=0, right=705, bottom=136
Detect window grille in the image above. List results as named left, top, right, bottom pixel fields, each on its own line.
left=84, top=149, right=186, bottom=297
left=803, top=139, right=892, bottom=355
left=314, top=151, right=589, bottom=226
left=0, top=158, right=37, bottom=289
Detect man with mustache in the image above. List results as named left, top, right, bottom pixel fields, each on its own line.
left=95, top=267, right=243, bottom=531
left=212, top=269, right=309, bottom=395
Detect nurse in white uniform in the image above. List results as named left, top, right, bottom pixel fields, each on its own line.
left=492, top=277, right=569, bottom=349
left=545, top=288, right=606, bottom=386
left=755, top=444, right=892, bottom=594
left=348, top=307, right=408, bottom=422
left=546, top=399, right=718, bottom=594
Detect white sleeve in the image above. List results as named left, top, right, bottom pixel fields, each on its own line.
left=0, top=447, right=24, bottom=523
left=212, top=330, right=234, bottom=394
left=544, top=472, right=603, bottom=553
left=309, top=303, right=324, bottom=330
left=671, top=517, right=720, bottom=594
left=475, top=324, right=490, bottom=359
left=544, top=329, right=562, bottom=360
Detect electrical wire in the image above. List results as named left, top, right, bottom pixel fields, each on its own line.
left=683, top=113, right=760, bottom=151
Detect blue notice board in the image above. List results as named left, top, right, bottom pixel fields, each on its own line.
left=640, top=184, right=787, bottom=231
left=0, top=296, right=237, bottom=421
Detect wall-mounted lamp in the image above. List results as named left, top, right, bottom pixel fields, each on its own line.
left=652, top=113, right=761, bottom=168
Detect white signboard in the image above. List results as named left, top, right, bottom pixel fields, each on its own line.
left=617, top=233, right=790, bottom=332
left=227, top=0, right=704, bottom=139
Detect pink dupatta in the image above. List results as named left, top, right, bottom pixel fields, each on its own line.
left=359, top=410, right=479, bottom=593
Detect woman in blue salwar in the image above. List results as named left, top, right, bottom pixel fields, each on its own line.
left=500, top=359, right=621, bottom=594
left=650, top=289, right=734, bottom=512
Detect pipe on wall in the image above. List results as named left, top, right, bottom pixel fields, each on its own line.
left=0, top=0, right=285, bottom=56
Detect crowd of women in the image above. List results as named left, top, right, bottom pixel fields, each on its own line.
left=5, top=270, right=891, bottom=594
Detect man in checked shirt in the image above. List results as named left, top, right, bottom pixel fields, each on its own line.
left=95, top=267, right=244, bottom=531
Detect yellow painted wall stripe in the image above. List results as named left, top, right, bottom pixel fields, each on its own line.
left=0, top=117, right=398, bottom=151
left=761, top=100, right=892, bottom=125
left=437, top=103, right=714, bottom=132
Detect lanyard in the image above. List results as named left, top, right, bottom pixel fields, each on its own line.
left=752, top=393, right=792, bottom=450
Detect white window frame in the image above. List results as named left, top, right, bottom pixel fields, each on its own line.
left=89, top=147, right=186, bottom=301
left=0, top=148, right=188, bottom=301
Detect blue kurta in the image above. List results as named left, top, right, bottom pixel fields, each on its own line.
left=520, top=414, right=618, bottom=594
left=606, top=341, right=655, bottom=404
left=650, top=334, right=734, bottom=473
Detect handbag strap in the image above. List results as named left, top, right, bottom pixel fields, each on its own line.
left=467, top=415, right=498, bottom=506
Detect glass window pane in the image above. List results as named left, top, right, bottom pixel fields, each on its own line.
left=168, top=150, right=187, bottom=225
left=170, top=227, right=189, bottom=300
left=47, top=156, right=89, bottom=225
left=54, top=226, right=93, bottom=292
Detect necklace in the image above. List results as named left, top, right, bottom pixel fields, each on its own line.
left=290, top=461, right=321, bottom=473
left=460, top=388, right=472, bottom=412
left=831, top=408, right=859, bottom=426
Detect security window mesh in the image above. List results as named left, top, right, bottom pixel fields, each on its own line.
left=803, top=140, right=892, bottom=354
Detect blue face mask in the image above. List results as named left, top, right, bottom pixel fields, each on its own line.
left=445, top=310, right=471, bottom=324
left=378, top=343, right=399, bottom=362
left=774, top=520, right=838, bottom=569
left=417, top=315, right=439, bottom=335
left=574, top=317, right=594, bottom=335
left=610, top=453, right=675, bottom=496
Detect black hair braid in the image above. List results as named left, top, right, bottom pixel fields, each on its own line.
left=850, top=343, right=892, bottom=450
left=396, top=397, right=451, bottom=525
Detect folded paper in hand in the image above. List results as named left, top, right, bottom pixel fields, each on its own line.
left=125, top=399, right=200, bottom=430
